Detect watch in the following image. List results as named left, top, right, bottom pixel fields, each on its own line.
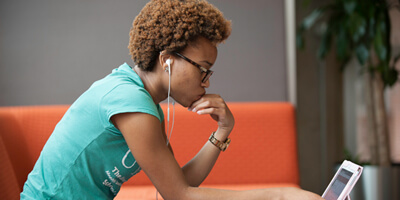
left=209, top=131, right=231, bottom=151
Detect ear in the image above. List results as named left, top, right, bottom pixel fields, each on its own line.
left=159, top=53, right=174, bottom=71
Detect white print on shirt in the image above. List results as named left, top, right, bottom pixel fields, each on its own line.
left=103, top=179, right=117, bottom=195
left=112, top=166, right=127, bottom=182
left=106, top=169, right=122, bottom=186
left=103, top=149, right=141, bottom=195
left=122, top=149, right=137, bottom=168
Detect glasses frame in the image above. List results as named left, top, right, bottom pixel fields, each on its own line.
left=173, top=52, right=213, bottom=83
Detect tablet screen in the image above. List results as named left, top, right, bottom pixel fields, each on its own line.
left=323, top=168, right=353, bottom=200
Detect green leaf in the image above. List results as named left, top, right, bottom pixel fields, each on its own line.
left=301, top=9, right=323, bottom=31
left=385, top=53, right=400, bottom=87
left=373, top=21, right=387, bottom=62
left=367, top=4, right=376, bottom=39
left=355, top=44, right=369, bottom=65
left=336, top=28, right=350, bottom=62
left=318, top=27, right=332, bottom=59
left=348, top=14, right=367, bottom=42
left=344, top=1, right=356, bottom=14
left=297, top=7, right=327, bottom=50
left=340, top=56, right=351, bottom=72
left=382, top=7, right=392, bottom=63
left=382, top=67, right=399, bottom=87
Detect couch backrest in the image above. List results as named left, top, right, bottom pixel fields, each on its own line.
left=0, top=105, right=69, bottom=193
left=0, top=122, right=21, bottom=200
left=0, top=102, right=299, bottom=193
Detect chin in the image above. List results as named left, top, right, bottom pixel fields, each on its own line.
left=171, top=99, right=189, bottom=108
left=182, top=101, right=191, bottom=108
left=170, top=96, right=194, bottom=108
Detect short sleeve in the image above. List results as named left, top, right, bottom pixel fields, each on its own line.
left=100, top=84, right=162, bottom=126
left=156, top=104, right=164, bottom=122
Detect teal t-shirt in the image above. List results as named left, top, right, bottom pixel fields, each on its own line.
left=21, top=63, right=164, bottom=199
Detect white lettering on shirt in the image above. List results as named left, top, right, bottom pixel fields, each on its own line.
left=103, top=179, right=117, bottom=195
left=122, top=149, right=137, bottom=169
left=112, top=166, right=127, bottom=182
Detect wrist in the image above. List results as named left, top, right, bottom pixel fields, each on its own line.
left=214, top=127, right=232, bottom=141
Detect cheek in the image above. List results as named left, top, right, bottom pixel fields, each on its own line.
left=176, top=68, right=199, bottom=86
left=175, top=77, right=195, bottom=93
left=172, top=72, right=198, bottom=101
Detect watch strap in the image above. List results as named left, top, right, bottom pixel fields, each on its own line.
left=209, top=131, right=231, bottom=151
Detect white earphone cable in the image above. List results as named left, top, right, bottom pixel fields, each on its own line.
left=158, top=60, right=176, bottom=200
left=167, top=100, right=175, bottom=145
left=166, top=60, right=175, bottom=145
left=167, top=64, right=171, bottom=142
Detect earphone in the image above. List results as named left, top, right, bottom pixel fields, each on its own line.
left=165, top=58, right=175, bottom=146
left=165, top=59, right=171, bottom=70
left=157, top=58, right=175, bottom=200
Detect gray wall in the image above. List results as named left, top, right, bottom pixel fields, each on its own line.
left=0, top=0, right=287, bottom=106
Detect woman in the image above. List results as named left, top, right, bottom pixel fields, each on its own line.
left=21, top=0, right=323, bottom=199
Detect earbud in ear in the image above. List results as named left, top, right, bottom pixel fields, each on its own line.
left=165, top=59, right=171, bottom=72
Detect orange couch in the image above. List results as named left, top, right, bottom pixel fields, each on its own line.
left=0, top=102, right=299, bottom=200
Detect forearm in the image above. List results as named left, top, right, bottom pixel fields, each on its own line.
left=183, top=187, right=265, bottom=200
left=181, top=186, right=317, bottom=200
left=182, top=128, right=230, bottom=186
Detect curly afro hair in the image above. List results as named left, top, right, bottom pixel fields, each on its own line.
left=128, top=0, right=231, bottom=71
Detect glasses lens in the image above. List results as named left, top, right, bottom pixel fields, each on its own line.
left=202, top=71, right=213, bottom=83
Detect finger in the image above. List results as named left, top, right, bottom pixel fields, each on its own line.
left=189, top=99, right=206, bottom=111
left=192, top=101, right=212, bottom=112
left=188, top=97, right=206, bottom=111
left=189, top=94, right=222, bottom=110
left=196, top=107, right=220, bottom=116
left=191, top=99, right=225, bottom=113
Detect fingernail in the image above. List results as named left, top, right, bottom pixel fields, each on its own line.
left=188, top=108, right=192, bottom=111
left=196, top=110, right=202, bottom=114
left=192, top=108, right=197, bottom=112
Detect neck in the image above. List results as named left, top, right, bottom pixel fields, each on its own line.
left=133, top=66, right=168, bottom=105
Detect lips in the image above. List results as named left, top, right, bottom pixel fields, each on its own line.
left=197, top=92, right=206, bottom=101
left=194, top=95, right=202, bottom=102
left=188, top=92, right=205, bottom=108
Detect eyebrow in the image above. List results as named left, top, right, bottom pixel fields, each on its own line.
left=201, top=60, right=213, bottom=67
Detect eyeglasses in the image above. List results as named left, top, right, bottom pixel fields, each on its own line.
left=173, top=52, right=213, bottom=83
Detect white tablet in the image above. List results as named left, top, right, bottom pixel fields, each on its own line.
left=322, top=160, right=363, bottom=200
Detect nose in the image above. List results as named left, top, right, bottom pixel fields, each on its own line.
left=201, top=79, right=210, bottom=88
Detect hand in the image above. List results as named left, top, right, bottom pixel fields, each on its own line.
left=188, top=94, right=235, bottom=134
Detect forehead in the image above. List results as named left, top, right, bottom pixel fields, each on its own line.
left=181, top=37, right=218, bottom=64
